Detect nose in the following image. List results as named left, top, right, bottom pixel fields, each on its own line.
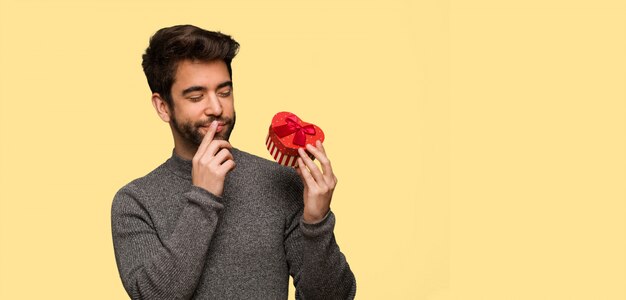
left=204, top=92, right=223, bottom=117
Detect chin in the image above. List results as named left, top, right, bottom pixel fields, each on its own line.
left=195, top=128, right=232, bottom=142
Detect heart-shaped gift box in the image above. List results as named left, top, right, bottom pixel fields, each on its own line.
left=265, top=112, right=325, bottom=167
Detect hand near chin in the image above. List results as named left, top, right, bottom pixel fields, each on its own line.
left=192, top=121, right=236, bottom=197
left=295, top=141, right=337, bottom=224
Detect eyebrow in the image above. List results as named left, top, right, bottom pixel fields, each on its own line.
left=181, top=81, right=233, bottom=96
left=181, top=86, right=206, bottom=96
left=217, top=81, right=233, bottom=90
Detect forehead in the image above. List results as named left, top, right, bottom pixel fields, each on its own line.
left=172, top=59, right=230, bottom=90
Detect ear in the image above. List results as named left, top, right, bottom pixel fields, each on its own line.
left=151, top=93, right=171, bottom=123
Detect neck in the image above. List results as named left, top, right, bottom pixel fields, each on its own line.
left=171, top=128, right=198, bottom=160
left=173, top=146, right=197, bottom=161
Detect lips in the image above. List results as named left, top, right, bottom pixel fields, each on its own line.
left=200, top=122, right=226, bottom=133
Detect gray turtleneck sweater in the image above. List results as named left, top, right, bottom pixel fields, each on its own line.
left=111, top=148, right=356, bottom=299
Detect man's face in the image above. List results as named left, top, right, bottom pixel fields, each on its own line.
left=168, top=59, right=236, bottom=146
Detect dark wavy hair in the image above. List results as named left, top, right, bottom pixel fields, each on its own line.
left=142, top=25, right=240, bottom=107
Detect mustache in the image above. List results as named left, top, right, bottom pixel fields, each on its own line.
left=195, top=117, right=233, bottom=127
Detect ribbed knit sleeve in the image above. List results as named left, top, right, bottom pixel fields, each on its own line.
left=284, top=209, right=357, bottom=300
left=111, top=184, right=224, bottom=300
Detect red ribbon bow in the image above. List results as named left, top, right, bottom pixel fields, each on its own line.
left=273, top=114, right=316, bottom=146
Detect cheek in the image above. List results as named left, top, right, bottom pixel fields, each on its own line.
left=177, top=104, right=205, bottom=119
left=221, top=100, right=235, bottom=114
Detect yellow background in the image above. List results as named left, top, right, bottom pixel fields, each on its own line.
left=1, top=0, right=624, bottom=299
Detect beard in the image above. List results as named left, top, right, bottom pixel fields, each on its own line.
left=170, top=112, right=236, bottom=146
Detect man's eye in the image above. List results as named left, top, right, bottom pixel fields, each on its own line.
left=189, top=95, right=203, bottom=102
left=218, top=89, right=232, bottom=97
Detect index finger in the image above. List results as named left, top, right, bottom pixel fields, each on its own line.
left=305, top=143, right=337, bottom=188
left=304, top=143, right=334, bottom=178
left=195, top=121, right=218, bottom=158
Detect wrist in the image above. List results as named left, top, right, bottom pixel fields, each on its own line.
left=302, top=209, right=330, bottom=224
left=193, top=183, right=223, bottom=198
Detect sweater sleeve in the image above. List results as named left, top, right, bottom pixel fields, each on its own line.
left=111, top=184, right=224, bottom=300
left=284, top=207, right=357, bottom=300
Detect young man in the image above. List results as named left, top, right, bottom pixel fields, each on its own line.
left=111, top=25, right=356, bottom=299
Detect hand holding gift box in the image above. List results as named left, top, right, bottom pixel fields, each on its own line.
left=265, top=111, right=337, bottom=223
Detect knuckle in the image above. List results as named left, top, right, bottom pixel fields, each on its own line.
left=319, top=186, right=329, bottom=194
left=219, top=147, right=231, bottom=155
left=200, top=157, right=211, bottom=165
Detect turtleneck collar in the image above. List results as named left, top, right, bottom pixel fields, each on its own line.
left=164, top=148, right=241, bottom=180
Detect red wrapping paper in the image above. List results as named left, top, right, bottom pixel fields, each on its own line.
left=266, top=112, right=325, bottom=167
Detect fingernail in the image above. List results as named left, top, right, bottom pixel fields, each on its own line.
left=211, top=121, right=218, bottom=127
